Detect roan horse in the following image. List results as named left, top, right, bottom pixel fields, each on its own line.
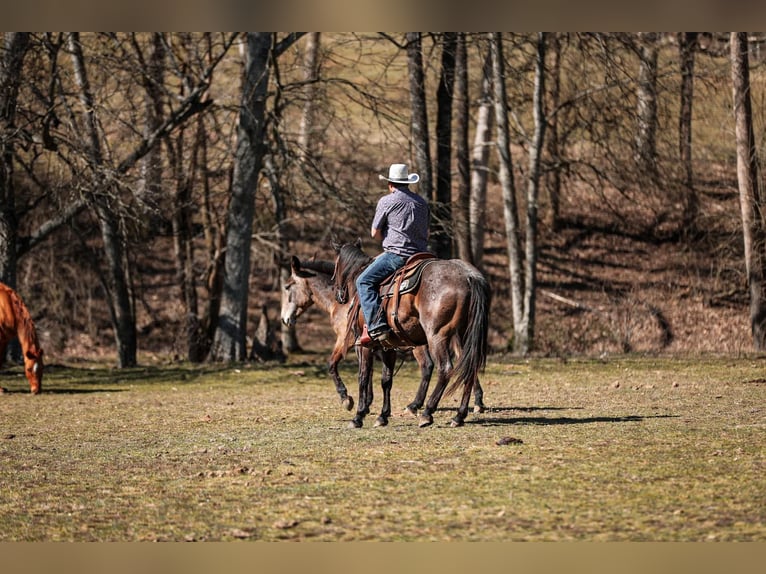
left=332, top=242, right=491, bottom=427
left=0, top=282, right=44, bottom=394
left=281, top=256, right=479, bottom=426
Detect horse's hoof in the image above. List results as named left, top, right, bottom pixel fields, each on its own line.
left=473, top=404, right=485, bottom=414
left=450, top=418, right=465, bottom=428
left=342, top=396, right=355, bottom=411
left=404, top=405, right=418, bottom=417
left=348, top=419, right=363, bottom=429
left=374, top=417, right=388, bottom=427
left=418, top=414, right=433, bottom=428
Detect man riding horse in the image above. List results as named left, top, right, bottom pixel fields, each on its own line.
left=356, top=163, right=430, bottom=346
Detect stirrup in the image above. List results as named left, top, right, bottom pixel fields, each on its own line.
left=368, top=325, right=391, bottom=342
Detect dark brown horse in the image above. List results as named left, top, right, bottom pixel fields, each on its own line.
left=282, top=256, right=471, bottom=426
left=0, top=282, right=44, bottom=394
left=333, top=242, right=490, bottom=427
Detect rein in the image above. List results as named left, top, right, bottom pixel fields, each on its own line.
left=392, top=352, right=407, bottom=378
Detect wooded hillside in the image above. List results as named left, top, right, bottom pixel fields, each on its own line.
left=0, top=32, right=762, bottom=365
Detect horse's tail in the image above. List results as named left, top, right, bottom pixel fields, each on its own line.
left=446, top=272, right=491, bottom=397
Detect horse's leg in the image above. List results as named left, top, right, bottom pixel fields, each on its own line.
left=349, top=346, right=374, bottom=429
left=328, top=338, right=354, bottom=411
left=374, top=349, right=397, bottom=427
left=472, top=378, right=486, bottom=413
left=405, top=345, right=433, bottom=416
left=418, top=339, right=452, bottom=428
left=451, top=379, right=476, bottom=427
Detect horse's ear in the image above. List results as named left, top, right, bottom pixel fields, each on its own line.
left=354, top=237, right=362, bottom=249
left=290, top=255, right=300, bottom=272
left=331, top=235, right=341, bottom=253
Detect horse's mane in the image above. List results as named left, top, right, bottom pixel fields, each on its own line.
left=331, top=244, right=373, bottom=341
left=334, top=243, right=373, bottom=293
left=296, top=259, right=336, bottom=277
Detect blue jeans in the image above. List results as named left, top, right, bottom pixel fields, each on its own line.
left=356, top=251, right=407, bottom=332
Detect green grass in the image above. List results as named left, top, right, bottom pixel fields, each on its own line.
left=1, top=354, right=764, bottom=541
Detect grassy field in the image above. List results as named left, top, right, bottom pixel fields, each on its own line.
left=0, top=353, right=764, bottom=541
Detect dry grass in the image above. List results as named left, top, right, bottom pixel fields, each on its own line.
left=1, top=352, right=764, bottom=541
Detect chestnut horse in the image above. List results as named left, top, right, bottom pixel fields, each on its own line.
left=0, top=282, right=44, bottom=394
left=281, top=256, right=483, bottom=427
left=332, top=242, right=490, bottom=427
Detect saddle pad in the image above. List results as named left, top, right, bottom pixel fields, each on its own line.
left=380, top=258, right=435, bottom=298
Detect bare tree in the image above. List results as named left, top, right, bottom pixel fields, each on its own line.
left=137, top=32, right=166, bottom=208
left=432, top=33, right=457, bottom=259
left=209, top=32, right=304, bottom=362
left=492, top=33, right=522, bottom=346
left=678, top=31, right=698, bottom=226
left=68, top=32, right=138, bottom=367
left=298, top=32, right=320, bottom=161
left=731, top=32, right=766, bottom=350
left=520, top=33, right=547, bottom=352
left=454, top=33, right=471, bottom=263
left=469, top=43, right=493, bottom=271
left=0, top=32, right=30, bottom=363
left=0, top=32, right=30, bottom=288
left=635, top=32, right=659, bottom=181
left=544, top=32, right=563, bottom=232
left=61, top=33, right=228, bottom=366
left=406, top=32, right=433, bottom=203
left=278, top=32, right=322, bottom=353
left=492, top=33, right=546, bottom=355
left=209, top=33, right=273, bottom=362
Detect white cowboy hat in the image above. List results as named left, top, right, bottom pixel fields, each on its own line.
left=378, top=163, right=420, bottom=184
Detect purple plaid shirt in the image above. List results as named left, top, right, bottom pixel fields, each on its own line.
left=372, top=186, right=430, bottom=257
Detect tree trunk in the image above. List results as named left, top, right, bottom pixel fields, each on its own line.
left=138, top=32, right=166, bottom=209
left=170, top=118, right=206, bottom=361
left=263, top=153, right=299, bottom=353
left=519, top=33, right=547, bottom=354
left=454, top=33, right=471, bottom=263
left=0, top=32, right=30, bottom=364
left=678, top=32, right=698, bottom=227
left=491, top=33, right=523, bottom=340
left=731, top=32, right=766, bottom=350
left=406, top=32, right=432, bottom=204
left=433, top=33, right=457, bottom=259
left=69, top=32, right=138, bottom=368
left=298, top=32, right=320, bottom=161
left=0, top=32, right=30, bottom=288
left=469, top=45, right=494, bottom=272
left=545, top=32, right=563, bottom=232
left=196, top=120, right=224, bottom=360
left=209, top=33, right=274, bottom=362
left=636, top=32, right=659, bottom=182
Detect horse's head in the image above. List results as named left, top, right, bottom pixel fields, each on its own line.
left=281, top=256, right=315, bottom=327
left=24, top=346, right=43, bottom=394
left=331, top=257, right=349, bottom=305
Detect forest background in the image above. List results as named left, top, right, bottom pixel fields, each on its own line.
left=1, top=32, right=764, bottom=368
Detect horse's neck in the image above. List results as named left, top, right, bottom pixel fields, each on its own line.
left=310, top=276, right=340, bottom=314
